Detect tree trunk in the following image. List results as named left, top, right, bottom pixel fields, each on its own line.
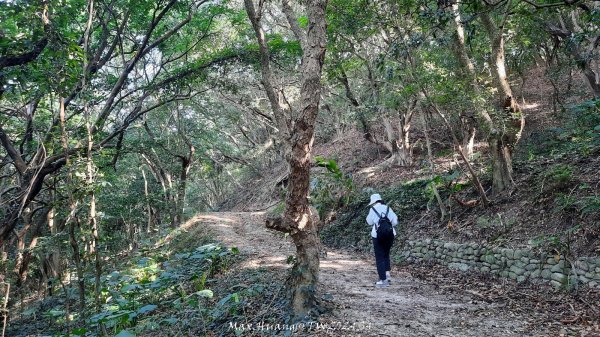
left=59, top=97, right=86, bottom=317
left=127, top=219, right=138, bottom=251
left=141, top=167, right=153, bottom=233
left=461, top=122, right=476, bottom=158
left=69, top=211, right=86, bottom=315
left=284, top=0, right=327, bottom=317
left=387, top=148, right=412, bottom=166
left=481, top=6, right=524, bottom=193
left=448, top=1, right=523, bottom=193
left=175, top=149, right=193, bottom=226
left=86, top=99, right=102, bottom=313
left=14, top=208, right=45, bottom=289
left=447, top=2, right=479, bottom=159
left=421, top=112, right=447, bottom=220
left=244, top=0, right=327, bottom=319
left=0, top=246, right=6, bottom=279
left=580, top=64, right=600, bottom=96
left=1, top=282, right=9, bottom=337
left=482, top=13, right=514, bottom=102
left=141, top=154, right=177, bottom=227
left=489, top=137, right=514, bottom=193
left=175, top=165, right=188, bottom=226
left=14, top=236, right=25, bottom=287
left=284, top=157, right=321, bottom=318
left=380, top=115, right=412, bottom=167
left=397, top=104, right=415, bottom=166
left=48, top=207, right=56, bottom=234
left=13, top=207, right=32, bottom=287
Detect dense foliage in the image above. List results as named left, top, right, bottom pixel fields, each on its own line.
left=1, top=0, right=600, bottom=335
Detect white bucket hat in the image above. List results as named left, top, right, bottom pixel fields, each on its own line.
left=368, top=193, right=382, bottom=206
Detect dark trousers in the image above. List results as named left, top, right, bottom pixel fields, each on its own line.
left=373, top=236, right=394, bottom=281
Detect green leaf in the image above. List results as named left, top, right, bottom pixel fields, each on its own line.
left=137, top=304, right=157, bottom=315
left=161, top=317, right=178, bottom=325
left=297, top=16, right=308, bottom=29
left=114, top=330, right=136, bottom=337
left=217, top=292, right=239, bottom=306
left=71, top=328, right=87, bottom=335
left=121, top=284, right=141, bottom=292
left=193, top=289, right=214, bottom=298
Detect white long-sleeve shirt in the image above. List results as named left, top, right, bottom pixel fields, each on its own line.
left=366, top=203, right=398, bottom=238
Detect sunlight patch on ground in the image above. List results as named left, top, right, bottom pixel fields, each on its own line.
left=241, top=255, right=290, bottom=269
left=195, top=214, right=236, bottom=224
left=357, top=166, right=379, bottom=179
left=320, top=257, right=366, bottom=271
left=522, top=102, right=540, bottom=110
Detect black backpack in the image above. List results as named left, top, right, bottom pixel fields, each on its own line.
left=372, top=206, right=394, bottom=240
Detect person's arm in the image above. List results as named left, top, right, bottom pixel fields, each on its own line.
left=366, top=209, right=376, bottom=226
left=389, top=209, right=399, bottom=226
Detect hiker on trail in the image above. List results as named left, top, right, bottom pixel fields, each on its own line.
left=366, top=193, right=398, bottom=288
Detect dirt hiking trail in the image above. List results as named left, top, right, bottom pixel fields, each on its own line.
left=190, top=212, right=538, bottom=337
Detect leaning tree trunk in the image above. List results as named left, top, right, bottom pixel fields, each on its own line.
left=447, top=2, right=478, bottom=159
left=16, top=220, right=42, bottom=290
left=245, top=0, right=327, bottom=319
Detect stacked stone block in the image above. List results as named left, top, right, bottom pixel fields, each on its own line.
left=401, top=240, right=600, bottom=289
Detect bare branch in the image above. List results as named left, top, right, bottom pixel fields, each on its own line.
left=0, top=127, right=27, bottom=174
left=244, top=0, right=292, bottom=141
left=520, top=0, right=582, bottom=9
left=281, top=0, right=306, bottom=49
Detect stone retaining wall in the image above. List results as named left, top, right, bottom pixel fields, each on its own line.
left=401, top=239, right=600, bottom=289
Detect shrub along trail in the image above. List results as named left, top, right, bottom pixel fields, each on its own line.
left=192, top=212, right=597, bottom=337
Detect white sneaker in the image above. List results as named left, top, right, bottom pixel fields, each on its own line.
left=375, top=280, right=390, bottom=288
left=386, top=272, right=392, bottom=284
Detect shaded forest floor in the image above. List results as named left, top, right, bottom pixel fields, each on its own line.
left=190, top=212, right=600, bottom=336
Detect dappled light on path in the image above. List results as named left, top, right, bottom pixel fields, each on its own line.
left=188, top=212, right=295, bottom=270
left=193, top=212, right=535, bottom=336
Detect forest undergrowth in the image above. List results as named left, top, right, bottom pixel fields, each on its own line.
left=5, top=218, right=288, bottom=337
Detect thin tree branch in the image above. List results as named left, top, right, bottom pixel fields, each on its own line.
left=281, top=0, right=306, bottom=49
